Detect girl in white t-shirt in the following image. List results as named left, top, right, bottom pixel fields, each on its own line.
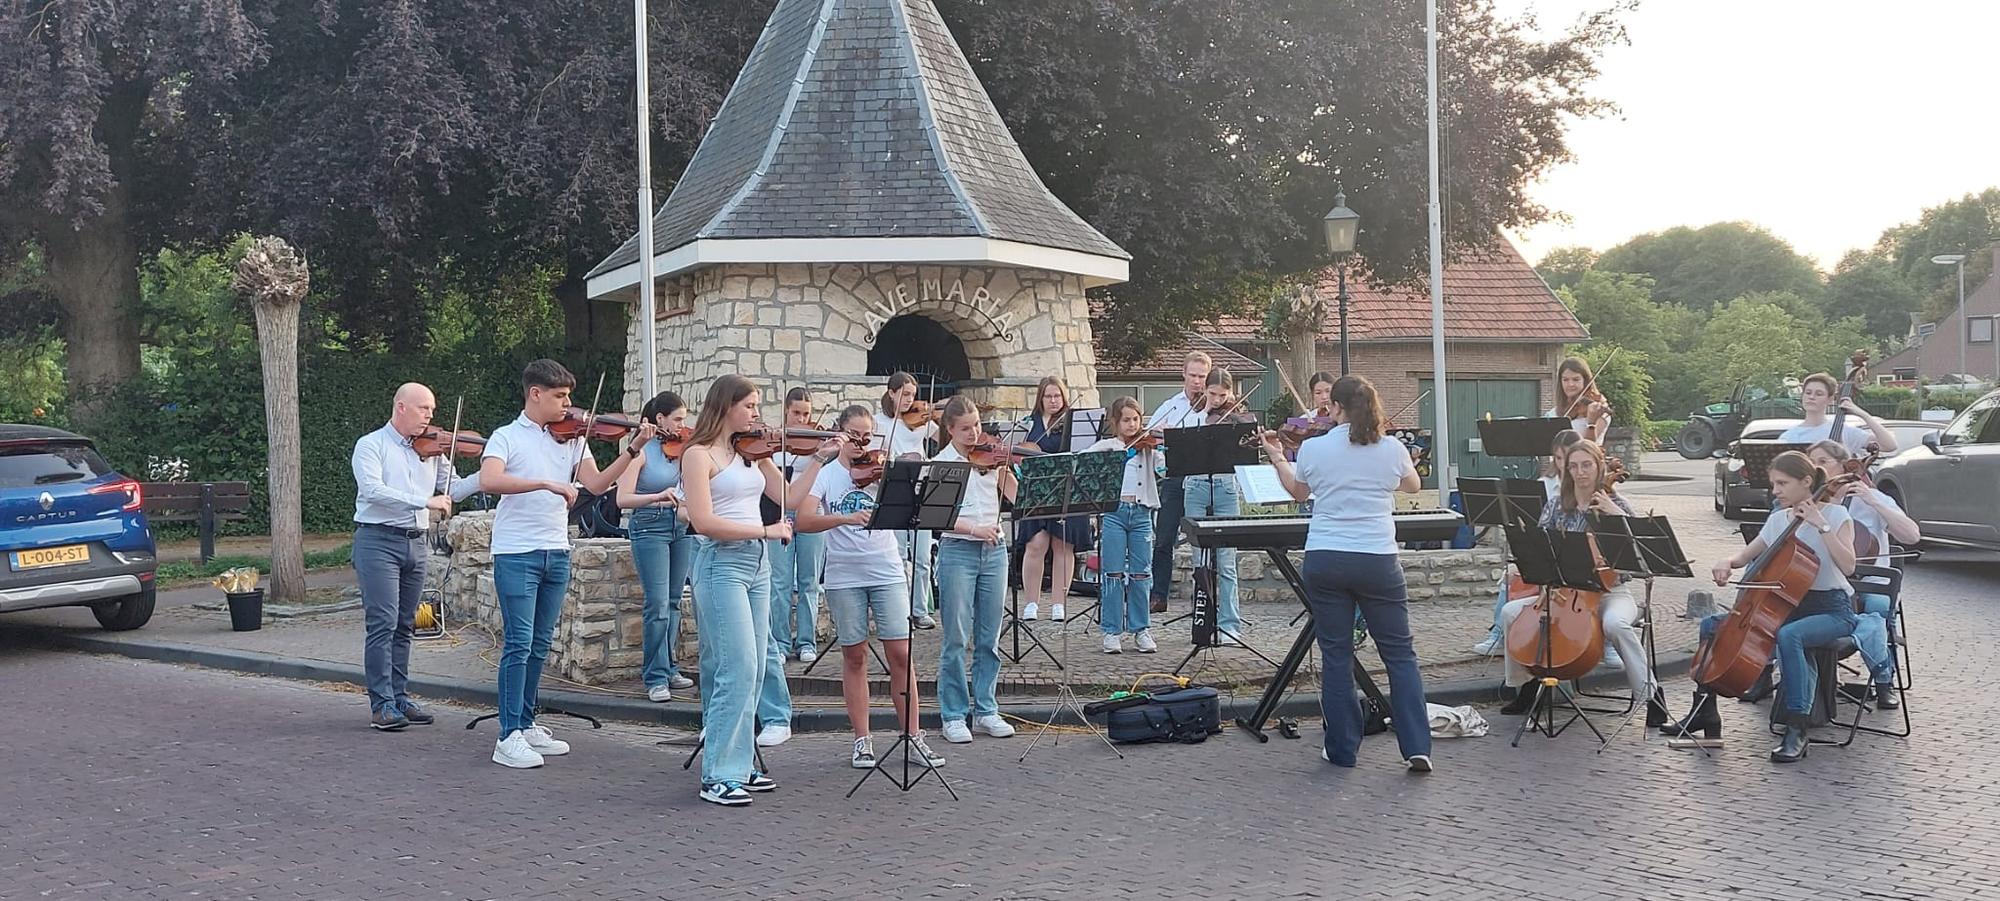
left=1261, top=374, right=1433, bottom=772
left=931, top=396, right=1017, bottom=745
left=873, top=372, right=941, bottom=627
left=1084, top=396, right=1163, bottom=654
left=1550, top=356, right=1613, bottom=443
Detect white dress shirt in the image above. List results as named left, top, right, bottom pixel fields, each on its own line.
left=352, top=423, right=446, bottom=529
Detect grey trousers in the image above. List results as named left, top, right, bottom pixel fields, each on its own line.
left=354, top=525, right=425, bottom=712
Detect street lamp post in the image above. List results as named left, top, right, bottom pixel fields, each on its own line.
left=1933, top=253, right=1968, bottom=386
left=634, top=0, right=659, bottom=397
left=1321, top=192, right=1360, bottom=375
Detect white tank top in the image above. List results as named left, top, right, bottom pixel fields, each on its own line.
left=708, top=453, right=766, bottom=526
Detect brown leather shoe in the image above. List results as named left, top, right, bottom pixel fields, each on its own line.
left=1149, top=597, right=1168, bottom=614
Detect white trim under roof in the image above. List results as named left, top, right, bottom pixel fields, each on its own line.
left=586, top=236, right=1130, bottom=299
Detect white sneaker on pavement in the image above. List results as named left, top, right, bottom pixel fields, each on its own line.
left=1022, top=602, right=1039, bottom=621
left=1134, top=629, right=1158, bottom=653
left=756, top=724, right=792, bottom=747
left=492, top=731, right=545, bottom=769
left=1471, top=636, right=1503, bottom=657
left=799, top=646, right=818, bottom=664
left=910, top=732, right=946, bottom=767
left=1102, top=633, right=1123, bottom=654
left=972, top=714, right=1014, bottom=738
left=647, top=685, right=673, bottom=703
left=1050, top=604, right=1066, bottom=622
left=524, top=723, right=570, bottom=756
left=941, top=720, right=973, bottom=744
left=851, top=735, right=876, bottom=769
left=668, top=674, right=696, bottom=690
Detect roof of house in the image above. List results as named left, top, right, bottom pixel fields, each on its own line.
left=1200, top=238, right=1588, bottom=344
left=1094, top=333, right=1266, bottom=381
left=588, top=0, right=1127, bottom=283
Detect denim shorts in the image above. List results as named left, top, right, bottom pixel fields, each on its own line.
left=825, top=582, right=911, bottom=647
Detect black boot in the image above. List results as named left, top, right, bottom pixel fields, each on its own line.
left=1645, top=688, right=1670, bottom=728
left=1739, top=665, right=1777, bottom=704
left=1658, top=691, right=1721, bottom=738
left=1874, top=683, right=1901, bottom=710
left=1500, top=681, right=1543, bottom=716
left=1770, top=714, right=1809, bottom=763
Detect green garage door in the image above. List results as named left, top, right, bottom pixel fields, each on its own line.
left=1417, top=378, right=1543, bottom=484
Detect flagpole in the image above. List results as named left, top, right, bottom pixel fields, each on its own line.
left=634, top=0, right=659, bottom=397
left=1425, top=0, right=1451, bottom=509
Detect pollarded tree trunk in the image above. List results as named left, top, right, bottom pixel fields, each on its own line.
left=236, top=238, right=311, bottom=605
left=40, top=186, right=144, bottom=426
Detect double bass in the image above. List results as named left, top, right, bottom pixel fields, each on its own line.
left=1688, top=458, right=1872, bottom=697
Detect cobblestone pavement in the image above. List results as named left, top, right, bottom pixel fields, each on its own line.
left=6, top=529, right=1998, bottom=899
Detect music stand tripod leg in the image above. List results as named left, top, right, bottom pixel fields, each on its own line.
left=1020, top=564, right=1123, bottom=763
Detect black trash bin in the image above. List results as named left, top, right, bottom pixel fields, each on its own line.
left=226, top=589, right=265, bottom=632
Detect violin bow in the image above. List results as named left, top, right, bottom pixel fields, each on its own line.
left=1386, top=389, right=1432, bottom=428
left=1568, top=348, right=1619, bottom=420
left=1269, top=361, right=1313, bottom=415
left=573, top=371, right=607, bottom=475
left=443, top=395, right=464, bottom=504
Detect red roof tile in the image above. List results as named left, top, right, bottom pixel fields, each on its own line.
left=1093, top=329, right=1265, bottom=380
left=1203, top=237, right=1587, bottom=344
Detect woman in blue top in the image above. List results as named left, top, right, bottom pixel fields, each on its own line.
left=1259, top=375, right=1432, bottom=772
left=616, top=391, right=699, bottom=704
left=1015, top=376, right=1092, bottom=622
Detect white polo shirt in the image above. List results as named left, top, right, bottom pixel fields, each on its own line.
left=483, top=413, right=583, bottom=555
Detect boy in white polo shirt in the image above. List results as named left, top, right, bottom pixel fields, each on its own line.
left=477, top=359, right=651, bottom=769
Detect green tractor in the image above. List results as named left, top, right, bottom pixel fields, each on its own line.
left=1675, top=383, right=1803, bottom=459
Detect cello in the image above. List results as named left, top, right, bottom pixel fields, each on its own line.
left=1688, top=456, right=1871, bottom=697
left=1504, top=538, right=1615, bottom=682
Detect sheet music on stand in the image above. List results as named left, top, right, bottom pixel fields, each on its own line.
left=1164, top=422, right=1258, bottom=479
left=1504, top=524, right=1607, bottom=593
left=1065, top=408, right=1106, bottom=451
left=1457, top=477, right=1547, bottom=530
left=1235, top=464, right=1293, bottom=507
left=1013, top=451, right=1123, bottom=521
left=1732, top=440, right=1811, bottom=487
left=1588, top=512, right=1694, bottom=578
left=866, top=460, right=969, bottom=533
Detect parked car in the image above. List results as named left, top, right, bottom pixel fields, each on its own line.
left=1712, top=417, right=1943, bottom=520
left=1873, top=389, right=2000, bottom=551
left=0, top=425, right=157, bottom=629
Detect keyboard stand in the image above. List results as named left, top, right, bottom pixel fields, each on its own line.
left=1233, top=547, right=1389, bottom=742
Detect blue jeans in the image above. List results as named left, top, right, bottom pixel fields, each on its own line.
left=1776, top=603, right=1859, bottom=717
left=935, top=537, right=1006, bottom=723
left=628, top=507, right=694, bottom=689
left=898, top=529, right=936, bottom=617
left=1184, top=474, right=1241, bottom=633
left=493, top=550, right=572, bottom=736
left=1301, top=550, right=1431, bottom=765
left=353, top=526, right=425, bottom=714
left=1854, top=592, right=1895, bottom=684
left=692, top=538, right=792, bottom=786
left=1149, top=477, right=1185, bottom=601
left=767, top=530, right=824, bottom=654
left=1097, top=501, right=1154, bottom=635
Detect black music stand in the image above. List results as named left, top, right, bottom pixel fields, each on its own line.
left=1504, top=524, right=1610, bottom=749
left=1586, top=511, right=1709, bottom=752
left=849, top=459, right=966, bottom=799
left=1159, top=422, right=1257, bottom=632
left=1012, top=451, right=1126, bottom=762
left=1733, top=440, right=1811, bottom=488
left=1476, top=416, right=1572, bottom=481
left=1457, top=477, right=1548, bottom=530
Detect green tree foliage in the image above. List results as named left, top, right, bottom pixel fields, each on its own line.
left=1822, top=250, right=1926, bottom=342
left=1536, top=245, right=1600, bottom=292
left=1595, top=222, right=1825, bottom=312
left=1560, top=271, right=1667, bottom=361
left=1874, top=188, right=2000, bottom=321
left=1687, top=294, right=1871, bottom=399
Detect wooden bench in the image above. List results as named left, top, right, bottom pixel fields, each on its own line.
left=140, top=481, right=253, bottom=563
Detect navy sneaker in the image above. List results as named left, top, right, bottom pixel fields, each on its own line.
left=397, top=700, right=435, bottom=726
left=700, top=782, right=752, bottom=806
left=744, top=770, right=777, bottom=793
left=370, top=707, right=410, bottom=731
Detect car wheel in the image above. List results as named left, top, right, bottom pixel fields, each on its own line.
left=91, top=585, right=155, bottom=631
left=1677, top=423, right=1715, bottom=459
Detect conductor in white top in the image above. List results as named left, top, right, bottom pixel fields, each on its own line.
left=1259, top=374, right=1433, bottom=773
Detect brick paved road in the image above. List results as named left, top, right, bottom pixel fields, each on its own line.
left=5, top=540, right=1999, bottom=897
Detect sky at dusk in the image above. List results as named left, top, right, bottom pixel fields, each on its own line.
left=1492, top=0, right=1998, bottom=269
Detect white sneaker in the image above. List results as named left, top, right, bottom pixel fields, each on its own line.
left=1050, top=604, right=1066, bottom=622
left=668, top=674, right=696, bottom=690
left=941, top=720, right=973, bottom=744
left=1601, top=649, right=1624, bottom=671
left=756, top=724, right=792, bottom=747
left=524, top=723, right=570, bottom=756
left=492, top=731, right=545, bottom=769
left=1022, top=602, right=1040, bottom=621
left=1471, top=636, right=1502, bottom=657
left=647, top=684, right=674, bottom=703
left=1406, top=754, right=1435, bottom=774
left=1134, top=629, right=1158, bottom=653
left=972, top=714, right=1014, bottom=738
left=798, top=646, right=818, bottom=664
left=1216, top=632, right=1247, bottom=648
left=851, top=735, right=876, bottom=769
left=910, top=732, right=946, bottom=767
left=1102, top=633, right=1123, bottom=654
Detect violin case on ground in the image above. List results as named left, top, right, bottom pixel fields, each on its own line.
left=1098, top=686, right=1224, bottom=744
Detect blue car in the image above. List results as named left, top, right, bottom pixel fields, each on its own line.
left=0, top=425, right=157, bottom=629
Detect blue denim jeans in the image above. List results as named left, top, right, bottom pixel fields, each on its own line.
left=1097, top=501, right=1154, bottom=635
left=935, top=536, right=1006, bottom=723
left=1854, top=592, right=1895, bottom=684
left=1776, top=603, right=1859, bottom=717
left=767, top=530, right=825, bottom=654
left=1301, top=550, right=1431, bottom=765
left=897, top=529, right=936, bottom=617
left=628, top=507, right=694, bottom=689
left=1149, top=477, right=1185, bottom=602
left=493, top=550, right=572, bottom=736
left=1183, top=474, right=1242, bottom=633
left=353, top=526, right=425, bottom=714
left=691, top=538, right=792, bottom=786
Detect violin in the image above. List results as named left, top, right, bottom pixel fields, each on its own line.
left=410, top=428, right=486, bottom=460
left=849, top=448, right=890, bottom=488
left=547, top=406, right=645, bottom=443
left=1275, top=411, right=1337, bottom=450
left=963, top=438, right=1044, bottom=472
left=650, top=426, right=695, bottom=460
left=1690, top=454, right=1874, bottom=697
left=1604, top=455, right=1629, bottom=485
left=1127, top=429, right=1166, bottom=453
left=900, top=400, right=942, bottom=430
left=731, top=424, right=844, bottom=461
